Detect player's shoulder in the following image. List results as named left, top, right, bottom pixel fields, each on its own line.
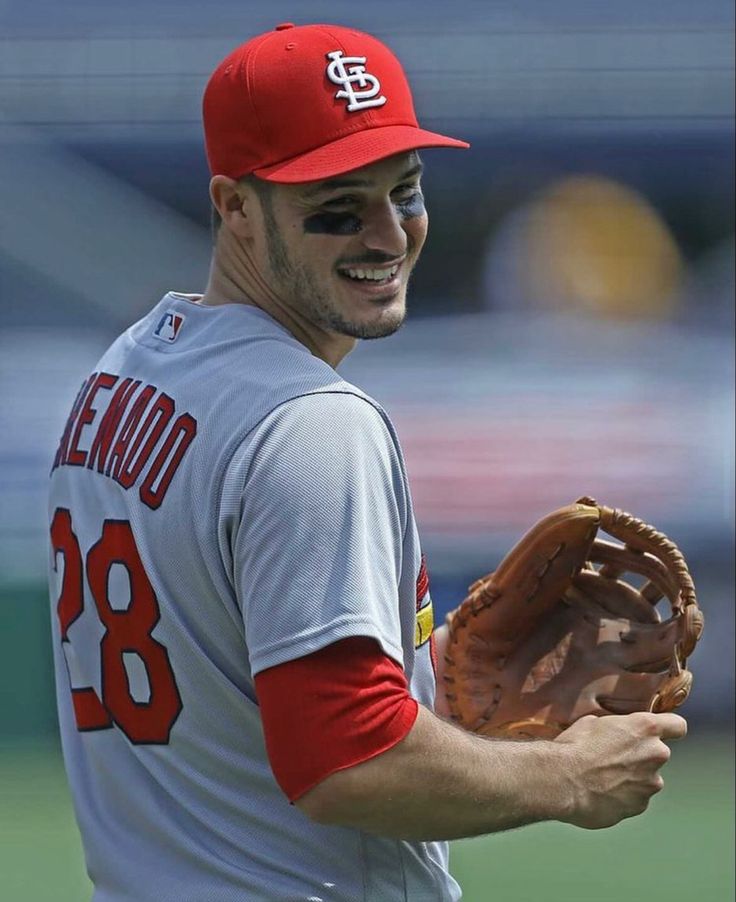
left=266, top=386, right=393, bottom=445
left=224, top=372, right=403, bottom=495
left=230, top=387, right=407, bottom=518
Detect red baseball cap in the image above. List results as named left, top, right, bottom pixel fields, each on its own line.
left=203, top=22, right=469, bottom=184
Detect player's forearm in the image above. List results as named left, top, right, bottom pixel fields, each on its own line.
left=297, top=704, right=573, bottom=840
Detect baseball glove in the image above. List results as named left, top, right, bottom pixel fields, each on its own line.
left=443, top=497, right=703, bottom=739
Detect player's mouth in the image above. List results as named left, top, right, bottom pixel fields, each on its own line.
left=336, top=261, right=403, bottom=294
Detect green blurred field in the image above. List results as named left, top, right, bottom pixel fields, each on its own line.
left=1, top=733, right=733, bottom=902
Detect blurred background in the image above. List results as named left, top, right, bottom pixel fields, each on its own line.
left=1, top=1, right=734, bottom=900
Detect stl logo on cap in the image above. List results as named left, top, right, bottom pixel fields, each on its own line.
left=325, top=50, right=387, bottom=112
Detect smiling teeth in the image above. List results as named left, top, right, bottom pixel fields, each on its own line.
left=345, top=265, right=398, bottom=281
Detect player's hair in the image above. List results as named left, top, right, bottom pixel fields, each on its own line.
left=210, top=175, right=274, bottom=243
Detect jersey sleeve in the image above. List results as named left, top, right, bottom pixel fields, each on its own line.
left=255, top=637, right=419, bottom=801
left=223, top=391, right=409, bottom=676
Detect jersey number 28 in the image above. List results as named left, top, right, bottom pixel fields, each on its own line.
left=50, top=508, right=182, bottom=744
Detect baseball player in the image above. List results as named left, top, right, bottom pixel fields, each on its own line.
left=48, top=23, right=686, bottom=902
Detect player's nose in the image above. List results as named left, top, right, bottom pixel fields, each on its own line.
left=359, top=200, right=409, bottom=257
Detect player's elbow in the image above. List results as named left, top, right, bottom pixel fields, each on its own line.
left=294, top=761, right=398, bottom=830
left=293, top=769, right=364, bottom=826
left=293, top=778, right=337, bottom=824
left=293, top=758, right=434, bottom=840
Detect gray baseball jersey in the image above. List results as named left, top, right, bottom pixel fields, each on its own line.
left=48, top=292, right=461, bottom=902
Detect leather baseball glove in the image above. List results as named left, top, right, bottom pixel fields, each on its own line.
left=443, top=497, right=704, bottom=739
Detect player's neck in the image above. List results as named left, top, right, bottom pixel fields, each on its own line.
left=200, top=239, right=356, bottom=369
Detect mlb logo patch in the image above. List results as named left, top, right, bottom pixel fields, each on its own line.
left=153, top=311, right=185, bottom=343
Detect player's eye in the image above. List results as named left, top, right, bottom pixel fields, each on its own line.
left=392, top=183, right=422, bottom=201
left=322, top=194, right=359, bottom=208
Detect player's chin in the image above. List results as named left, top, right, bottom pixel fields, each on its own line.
left=364, top=288, right=407, bottom=325
left=359, top=302, right=407, bottom=338
left=335, top=299, right=406, bottom=340
left=359, top=313, right=405, bottom=339
left=331, top=274, right=408, bottom=335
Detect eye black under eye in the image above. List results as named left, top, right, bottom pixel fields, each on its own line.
left=394, top=190, right=425, bottom=219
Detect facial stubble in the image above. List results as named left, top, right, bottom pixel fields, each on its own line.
left=258, top=195, right=409, bottom=341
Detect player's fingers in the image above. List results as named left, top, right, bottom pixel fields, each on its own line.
left=650, top=712, right=687, bottom=741
left=629, top=711, right=688, bottom=741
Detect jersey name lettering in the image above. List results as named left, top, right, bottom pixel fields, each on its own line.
left=51, top=371, right=197, bottom=510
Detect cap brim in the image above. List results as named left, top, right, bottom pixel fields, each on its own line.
left=253, top=124, right=469, bottom=184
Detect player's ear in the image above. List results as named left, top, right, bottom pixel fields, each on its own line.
left=209, top=175, right=256, bottom=239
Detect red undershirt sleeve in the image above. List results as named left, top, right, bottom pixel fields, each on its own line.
left=254, top=636, right=419, bottom=802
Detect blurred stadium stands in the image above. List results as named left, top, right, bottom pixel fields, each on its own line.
left=1, top=0, right=734, bottom=732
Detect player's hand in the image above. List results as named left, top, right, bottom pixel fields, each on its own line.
left=553, top=712, right=687, bottom=830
